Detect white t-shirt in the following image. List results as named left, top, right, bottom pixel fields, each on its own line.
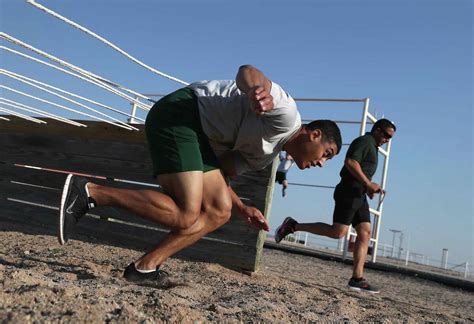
left=188, top=80, right=301, bottom=174
left=277, top=152, right=295, bottom=174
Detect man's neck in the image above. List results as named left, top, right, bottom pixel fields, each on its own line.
left=282, top=126, right=304, bottom=154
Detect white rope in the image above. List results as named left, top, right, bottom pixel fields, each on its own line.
left=1, top=69, right=138, bottom=131
left=0, top=97, right=86, bottom=127
left=0, top=107, right=47, bottom=124
left=0, top=116, right=11, bottom=121
left=0, top=35, right=153, bottom=104
left=0, top=69, right=138, bottom=130
left=26, top=0, right=189, bottom=86
left=1, top=47, right=146, bottom=122
left=1, top=47, right=150, bottom=115
left=0, top=85, right=130, bottom=128
left=0, top=35, right=152, bottom=111
left=0, top=58, right=145, bottom=122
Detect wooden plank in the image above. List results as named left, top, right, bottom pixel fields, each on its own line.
left=2, top=149, right=154, bottom=183
left=0, top=186, right=261, bottom=249
left=1, top=116, right=147, bottom=144
left=2, top=133, right=151, bottom=164
left=0, top=164, right=265, bottom=247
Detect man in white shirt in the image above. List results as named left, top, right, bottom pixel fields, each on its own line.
left=58, top=65, right=342, bottom=287
left=276, top=152, right=295, bottom=197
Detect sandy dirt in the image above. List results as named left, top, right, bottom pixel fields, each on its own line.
left=1, top=223, right=473, bottom=323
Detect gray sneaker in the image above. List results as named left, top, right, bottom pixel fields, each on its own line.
left=274, top=217, right=297, bottom=243
left=348, top=277, right=380, bottom=294
left=123, top=263, right=172, bottom=289
left=58, top=174, right=95, bottom=245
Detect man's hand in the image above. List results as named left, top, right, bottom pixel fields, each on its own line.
left=236, top=65, right=273, bottom=116
left=247, top=85, right=273, bottom=116
left=239, top=205, right=269, bottom=231
left=366, top=182, right=384, bottom=199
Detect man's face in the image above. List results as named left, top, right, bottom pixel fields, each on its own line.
left=373, top=127, right=396, bottom=146
left=291, top=130, right=338, bottom=170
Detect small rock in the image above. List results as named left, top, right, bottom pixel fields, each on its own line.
left=208, top=304, right=218, bottom=312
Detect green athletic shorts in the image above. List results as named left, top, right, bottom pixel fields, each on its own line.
left=145, top=87, right=220, bottom=176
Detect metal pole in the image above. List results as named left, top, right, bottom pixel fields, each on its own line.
left=441, top=248, right=449, bottom=269
left=398, top=232, right=404, bottom=259
left=464, top=262, right=469, bottom=278
left=359, top=98, right=370, bottom=136
left=372, top=138, right=392, bottom=263
left=389, top=229, right=401, bottom=258
left=128, top=95, right=138, bottom=124
left=342, top=232, right=350, bottom=260
left=405, top=250, right=409, bottom=266
left=337, top=238, right=343, bottom=251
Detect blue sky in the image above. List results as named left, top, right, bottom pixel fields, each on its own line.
left=1, top=0, right=472, bottom=266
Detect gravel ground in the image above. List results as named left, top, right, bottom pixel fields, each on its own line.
left=1, top=225, right=473, bottom=322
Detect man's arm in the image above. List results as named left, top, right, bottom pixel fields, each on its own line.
left=236, top=65, right=273, bottom=115
left=218, top=150, right=242, bottom=177
left=228, top=185, right=269, bottom=231
left=345, top=158, right=382, bottom=199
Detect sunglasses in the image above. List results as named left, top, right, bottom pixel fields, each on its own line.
left=380, top=128, right=392, bottom=139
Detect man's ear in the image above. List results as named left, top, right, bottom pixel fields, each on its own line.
left=310, top=129, right=322, bottom=142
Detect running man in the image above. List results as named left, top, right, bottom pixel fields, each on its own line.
left=275, top=152, right=294, bottom=197
left=275, top=119, right=396, bottom=293
left=59, top=65, right=342, bottom=287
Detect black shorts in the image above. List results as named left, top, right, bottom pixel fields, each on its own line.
left=275, top=171, right=287, bottom=184
left=333, top=182, right=371, bottom=227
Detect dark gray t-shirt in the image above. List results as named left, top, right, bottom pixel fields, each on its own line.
left=340, top=132, right=378, bottom=183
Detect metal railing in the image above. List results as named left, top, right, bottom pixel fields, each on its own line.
left=281, top=235, right=472, bottom=279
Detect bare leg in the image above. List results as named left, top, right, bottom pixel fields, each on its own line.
left=282, top=180, right=288, bottom=197
left=352, top=222, right=371, bottom=278
left=135, top=169, right=232, bottom=269
left=295, top=222, right=348, bottom=239
left=87, top=171, right=203, bottom=229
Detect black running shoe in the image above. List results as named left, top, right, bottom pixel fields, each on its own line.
left=58, top=174, right=95, bottom=245
left=274, top=217, right=297, bottom=243
left=348, top=277, right=380, bottom=294
left=123, top=263, right=172, bottom=288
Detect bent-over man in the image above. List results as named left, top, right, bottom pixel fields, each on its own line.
left=59, top=65, right=342, bottom=287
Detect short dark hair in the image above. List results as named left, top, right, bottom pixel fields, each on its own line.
left=306, top=120, right=342, bottom=154
left=372, top=118, right=396, bottom=132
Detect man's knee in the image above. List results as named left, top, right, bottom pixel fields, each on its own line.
left=333, top=229, right=347, bottom=239
left=332, top=225, right=349, bottom=239
left=356, top=224, right=371, bottom=241
left=175, top=209, right=201, bottom=229
left=207, top=198, right=232, bottom=227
